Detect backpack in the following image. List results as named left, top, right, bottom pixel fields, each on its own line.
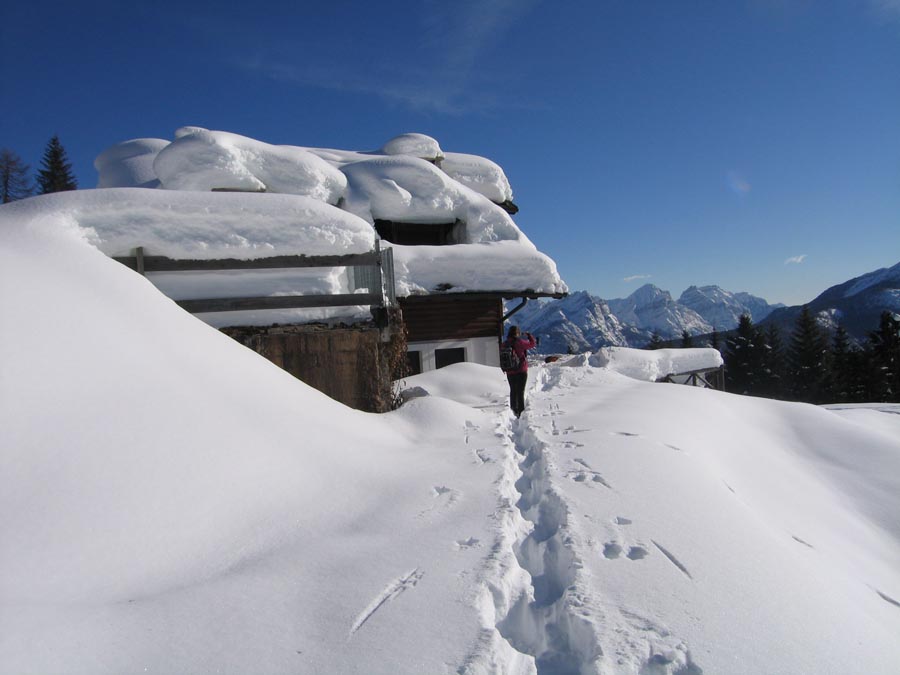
left=499, top=341, right=521, bottom=372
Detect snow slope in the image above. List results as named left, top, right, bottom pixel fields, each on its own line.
left=1, top=213, right=899, bottom=674
left=0, top=194, right=527, bottom=674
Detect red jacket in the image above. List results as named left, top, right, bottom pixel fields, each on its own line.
left=505, top=334, right=536, bottom=374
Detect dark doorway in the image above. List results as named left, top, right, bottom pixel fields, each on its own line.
left=375, top=219, right=463, bottom=246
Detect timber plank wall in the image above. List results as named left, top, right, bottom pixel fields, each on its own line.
left=222, top=323, right=393, bottom=413
left=401, top=295, right=503, bottom=343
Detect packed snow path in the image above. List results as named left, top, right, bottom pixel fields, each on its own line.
left=483, top=361, right=900, bottom=675
left=491, top=366, right=701, bottom=674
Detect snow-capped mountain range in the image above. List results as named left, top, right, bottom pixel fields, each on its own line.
left=511, top=263, right=900, bottom=352
left=511, top=283, right=783, bottom=353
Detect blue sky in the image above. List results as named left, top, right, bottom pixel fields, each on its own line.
left=3, top=0, right=898, bottom=305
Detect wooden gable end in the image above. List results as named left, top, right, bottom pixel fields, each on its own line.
left=400, top=295, right=503, bottom=343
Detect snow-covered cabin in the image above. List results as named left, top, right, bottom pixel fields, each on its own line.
left=89, top=128, right=567, bottom=406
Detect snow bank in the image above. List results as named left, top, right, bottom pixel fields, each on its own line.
left=590, top=346, right=723, bottom=381
left=505, top=365, right=900, bottom=674
left=154, top=127, right=347, bottom=202
left=398, top=361, right=509, bottom=407
left=1, top=212, right=898, bottom=674
left=0, top=196, right=518, bottom=675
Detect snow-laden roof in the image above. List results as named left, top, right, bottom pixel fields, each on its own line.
left=441, top=152, right=513, bottom=204
left=84, top=129, right=568, bottom=321
left=154, top=127, right=347, bottom=203
left=380, top=132, right=443, bottom=161
left=0, top=189, right=380, bottom=327
left=392, top=241, right=561, bottom=297
left=340, top=155, right=521, bottom=242
left=4, top=189, right=374, bottom=259
left=93, top=138, right=168, bottom=189
left=589, top=346, right=724, bottom=381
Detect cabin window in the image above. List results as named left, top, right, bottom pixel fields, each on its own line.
left=375, top=219, right=465, bottom=246
left=435, top=347, right=466, bottom=369
left=406, top=351, right=423, bottom=376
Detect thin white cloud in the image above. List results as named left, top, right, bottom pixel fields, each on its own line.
left=784, top=254, right=807, bottom=265
left=871, top=0, right=900, bottom=21
left=624, top=274, right=652, bottom=282
left=236, top=0, right=540, bottom=115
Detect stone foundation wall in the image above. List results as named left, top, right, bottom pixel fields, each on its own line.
left=222, top=323, right=394, bottom=412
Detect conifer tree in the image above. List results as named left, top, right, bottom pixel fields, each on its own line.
left=759, top=323, right=786, bottom=399
left=647, top=332, right=664, bottom=350
left=725, top=314, right=765, bottom=395
left=0, top=148, right=34, bottom=203
left=827, top=324, right=862, bottom=403
left=866, top=311, right=900, bottom=402
left=786, top=306, right=828, bottom=403
left=681, top=330, right=693, bottom=348
left=37, top=135, right=77, bottom=194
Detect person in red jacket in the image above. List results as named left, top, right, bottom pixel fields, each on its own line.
left=502, top=325, right=537, bottom=418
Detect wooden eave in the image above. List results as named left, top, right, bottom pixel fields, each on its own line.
left=399, top=290, right=568, bottom=303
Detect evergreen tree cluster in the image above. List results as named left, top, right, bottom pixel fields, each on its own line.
left=721, top=308, right=900, bottom=404
left=1, top=135, right=77, bottom=203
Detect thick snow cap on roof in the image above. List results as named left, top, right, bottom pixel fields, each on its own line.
left=4, top=189, right=374, bottom=260
left=590, top=347, right=724, bottom=382
left=80, top=127, right=567, bottom=312
left=153, top=127, right=347, bottom=203
left=392, top=240, right=565, bottom=296
left=341, top=155, right=522, bottom=243
left=94, top=138, right=169, bottom=189
left=380, top=132, right=443, bottom=161
left=441, top=152, right=513, bottom=204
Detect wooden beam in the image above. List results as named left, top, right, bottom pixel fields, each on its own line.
left=175, top=293, right=381, bottom=314
left=113, top=252, right=380, bottom=272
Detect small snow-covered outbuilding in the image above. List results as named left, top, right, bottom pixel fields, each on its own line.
left=90, top=128, right=567, bottom=408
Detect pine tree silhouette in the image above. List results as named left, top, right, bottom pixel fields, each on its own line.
left=787, top=306, right=828, bottom=403
left=37, top=135, right=77, bottom=194
left=827, top=324, right=865, bottom=403
left=759, top=323, right=786, bottom=399
left=867, top=311, right=900, bottom=402
left=725, top=314, right=764, bottom=395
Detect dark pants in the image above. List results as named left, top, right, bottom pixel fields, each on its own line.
left=507, top=371, right=528, bottom=417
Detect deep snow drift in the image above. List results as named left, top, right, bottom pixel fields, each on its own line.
left=1, top=209, right=899, bottom=674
